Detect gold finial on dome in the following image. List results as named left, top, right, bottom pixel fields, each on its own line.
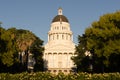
left=58, top=7, right=62, bottom=15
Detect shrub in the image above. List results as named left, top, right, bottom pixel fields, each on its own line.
left=0, top=72, right=120, bottom=80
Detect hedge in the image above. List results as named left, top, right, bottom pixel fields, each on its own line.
left=0, top=72, right=120, bottom=80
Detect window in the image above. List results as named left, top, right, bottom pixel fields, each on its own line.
left=53, top=70, right=56, bottom=72
left=57, top=27, right=59, bottom=30
left=69, top=70, right=72, bottom=72
left=60, top=11, right=61, bottom=14
left=62, top=34, right=64, bottom=39
left=64, top=53, right=67, bottom=54
left=59, top=70, right=62, bottom=72
left=55, top=27, right=56, bottom=30
left=64, top=70, right=67, bottom=72
left=62, top=26, right=64, bottom=30
left=57, top=34, right=59, bottom=39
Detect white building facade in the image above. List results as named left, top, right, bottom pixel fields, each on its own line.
left=43, top=8, right=76, bottom=74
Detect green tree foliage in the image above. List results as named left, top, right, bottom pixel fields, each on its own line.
left=16, top=29, right=44, bottom=72
left=73, top=11, right=120, bottom=73
left=0, top=27, right=6, bottom=54
left=16, top=29, right=36, bottom=52
left=0, top=28, right=18, bottom=67
left=0, top=27, right=19, bottom=73
left=72, top=35, right=89, bottom=72
left=0, top=24, right=44, bottom=73
left=30, top=37, right=44, bottom=71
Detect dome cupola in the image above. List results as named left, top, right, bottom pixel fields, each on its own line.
left=52, top=8, right=69, bottom=23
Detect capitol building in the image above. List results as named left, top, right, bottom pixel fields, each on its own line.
left=43, top=8, right=76, bottom=74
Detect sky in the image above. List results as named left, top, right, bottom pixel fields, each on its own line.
left=0, top=0, right=120, bottom=44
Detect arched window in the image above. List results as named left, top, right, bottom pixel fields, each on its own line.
left=55, top=26, right=56, bottom=30
left=62, top=26, right=64, bottom=30
left=57, top=27, right=59, bottom=30
left=57, top=34, right=59, bottom=39
left=62, top=34, right=64, bottom=39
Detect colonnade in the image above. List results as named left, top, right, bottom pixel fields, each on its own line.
left=44, top=52, right=75, bottom=73
left=48, top=33, right=73, bottom=41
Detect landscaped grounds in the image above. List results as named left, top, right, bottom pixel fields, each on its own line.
left=0, top=72, right=120, bottom=80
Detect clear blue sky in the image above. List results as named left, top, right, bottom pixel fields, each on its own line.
left=0, top=0, right=120, bottom=44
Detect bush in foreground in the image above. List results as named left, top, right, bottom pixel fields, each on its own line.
left=0, top=72, right=120, bottom=80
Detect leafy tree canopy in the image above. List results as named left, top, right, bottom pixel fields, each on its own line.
left=73, top=11, right=120, bottom=73
left=0, top=25, right=44, bottom=73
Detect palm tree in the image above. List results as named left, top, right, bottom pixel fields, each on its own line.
left=16, top=30, right=36, bottom=66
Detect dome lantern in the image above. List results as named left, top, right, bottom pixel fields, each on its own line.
left=58, top=7, right=62, bottom=15
left=52, top=8, right=69, bottom=23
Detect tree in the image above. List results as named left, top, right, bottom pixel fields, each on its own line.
left=72, top=35, right=89, bottom=72
left=16, top=29, right=44, bottom=72
left=16, top=29, right=36, bottom=52
left=0, top=27, right=7, bottom=72
left=73, top=11, right=120, bottom=73
left=0, top=27, right=6, bottom=54
left=0, top=26, right=44, bottom=73
left=0, top=27, right=19, bottom=73
left=0, top=28, right=18, bottom=66
left=30, top=37, right=44, bottom=71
